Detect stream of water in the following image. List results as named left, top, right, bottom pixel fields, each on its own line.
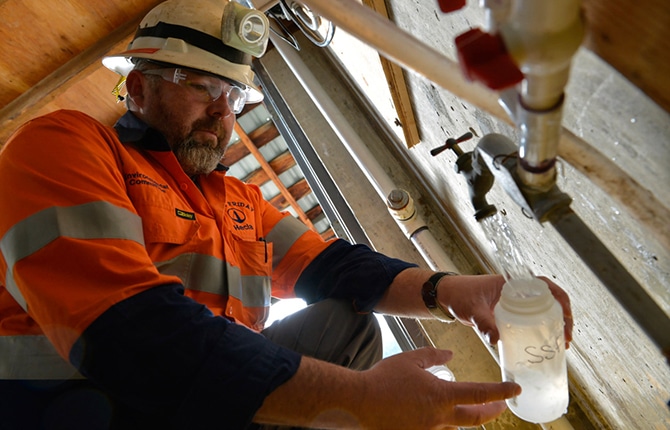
left=479, top=213, right=535, bottom=283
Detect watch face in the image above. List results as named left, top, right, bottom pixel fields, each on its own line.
left=422, top=274, right=456, bottom=322
left=421, top=272, right=456, bottom=322
left=421, top=282, right=438, bottom=306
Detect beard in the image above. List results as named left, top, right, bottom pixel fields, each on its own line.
left=147, top=107, right=230, bottom=177
left=171, top=119, right=227, bottom=176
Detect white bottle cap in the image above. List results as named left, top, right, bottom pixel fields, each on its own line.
left=425, top=365, right=455, bottom=381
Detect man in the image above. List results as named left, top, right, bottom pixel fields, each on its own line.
left=0, top=0, right=572, bottom=429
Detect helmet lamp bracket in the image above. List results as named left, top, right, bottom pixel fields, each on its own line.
left=221, top=1, right=270, bottom=57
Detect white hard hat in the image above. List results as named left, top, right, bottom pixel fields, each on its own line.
left=103, top=0, right=269, bottom=103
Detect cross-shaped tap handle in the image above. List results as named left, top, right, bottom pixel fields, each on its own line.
left=430, top=132, right=473, bottom=157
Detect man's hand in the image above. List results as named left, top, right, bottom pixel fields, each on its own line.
left=356, top=347, right=520, bottom=429
left=439, top=274, right=573, bottom=347
left=255, top=347, right=520, bottom=429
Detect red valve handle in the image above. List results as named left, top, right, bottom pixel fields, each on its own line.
left=455, top=28, right=524, bottom=90
left=437, top=0, right=466, bottom=13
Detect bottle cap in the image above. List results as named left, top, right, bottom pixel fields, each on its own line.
left=425, top=365, right=455, bottom=381
left=499, top=278, right=554, bottom=314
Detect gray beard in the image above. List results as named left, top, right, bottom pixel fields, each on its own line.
left=173, top=137, right=224, bottom=176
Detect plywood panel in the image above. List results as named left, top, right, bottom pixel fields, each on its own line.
left=582, top=0, right=670, bottom=113
left=0, top=0, right=158, bottom=106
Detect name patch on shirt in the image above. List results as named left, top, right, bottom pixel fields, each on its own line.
left=175, top=208, right=196, bottom=221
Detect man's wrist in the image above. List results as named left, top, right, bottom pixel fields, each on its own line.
left=421, top=272, right=458, bottom=323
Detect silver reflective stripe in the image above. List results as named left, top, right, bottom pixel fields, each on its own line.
left=227, top=262, right=241, bottom=296
left=0, top=335, right=84, bottom=380
left=156, top=256, right=270, bottom=307
left=0, top=201, right=144, bottom=311
left=227, top=262, right=271, bottom=307
left=265, top=216, right=309, bottom=269
left=156, top=253, right=226, bottom=295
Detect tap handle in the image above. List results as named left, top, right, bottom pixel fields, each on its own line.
left=430, top=145, right=450, bottom=157
left=454, top=132, right=474, bottom=144
left=430, top=132, right=473, bottom=157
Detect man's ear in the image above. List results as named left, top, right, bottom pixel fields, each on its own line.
left=125, top=70, right=146, bottom=109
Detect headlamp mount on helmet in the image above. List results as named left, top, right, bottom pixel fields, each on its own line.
left=221, top=1, right=269, bottom=58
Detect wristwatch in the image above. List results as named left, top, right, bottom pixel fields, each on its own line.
left=421, top=272, right=458, bottom=323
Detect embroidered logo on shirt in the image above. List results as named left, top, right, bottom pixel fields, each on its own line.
left=124, top=172, right=168, bottom=193
left=176, top=209, right=196, bottom=221
left=226, top=206, right=254, bottom=231
left=226, top=208, right=247, bottom=223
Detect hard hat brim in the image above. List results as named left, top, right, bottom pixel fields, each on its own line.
left=103, top=38, right=264, bottom=104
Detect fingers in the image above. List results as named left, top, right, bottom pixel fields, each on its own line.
left=562, top=312, right=574, bottom=348
left=437, top=382, right=520, bottom=428
left=448, top=381, right=521, bottom=405
left=473, top=313, right=499, bottom=345
left=540, top=276, right=574, bottom=347
left=450, top=400, right=509, bottom=427
left=469, top=297, right=500, bottom=344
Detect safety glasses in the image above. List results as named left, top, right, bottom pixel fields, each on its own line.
left=142, top=67, right=247, bottom=114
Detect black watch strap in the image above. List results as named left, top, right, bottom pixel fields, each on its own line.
left=421, top=272, right=458, bottom=323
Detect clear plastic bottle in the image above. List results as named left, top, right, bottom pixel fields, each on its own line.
left=494, top=278, right=569, bottom=423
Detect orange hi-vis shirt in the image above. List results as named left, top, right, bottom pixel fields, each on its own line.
left=0, top=109, right=332, bottom=369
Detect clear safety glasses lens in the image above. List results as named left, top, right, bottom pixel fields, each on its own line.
left=142, top=68, right=247, bottom=114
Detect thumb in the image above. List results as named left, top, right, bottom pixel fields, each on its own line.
left=473, top=310, right=500, bottom=345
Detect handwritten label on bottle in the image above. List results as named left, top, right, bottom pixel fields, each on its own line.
left=523, top=336, right=562, bottom=364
